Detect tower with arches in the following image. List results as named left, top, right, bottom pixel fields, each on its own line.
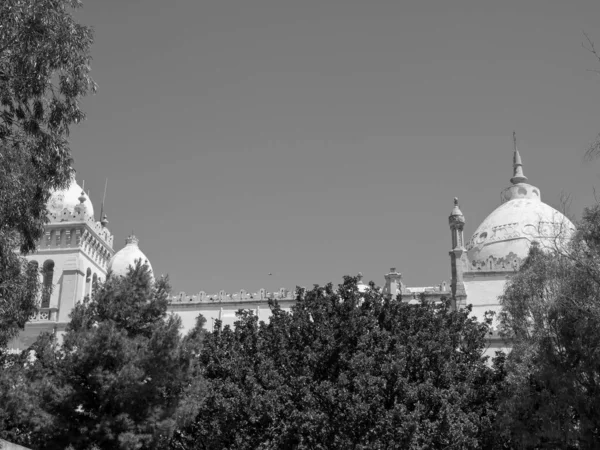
left=11, top=176, right=115, bottom=349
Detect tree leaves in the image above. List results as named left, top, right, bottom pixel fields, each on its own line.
left=0, top=0, right=95, bottom=348
left=174, top=279, right=504, bottom=449
left=1, top=263, right=201, bottom=450
left=498, top=205, right=600, bottom=448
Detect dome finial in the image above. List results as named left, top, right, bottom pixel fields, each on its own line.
left=449, top=196, right=465, bottom=228
left=450, top=197, right=463, bottom=217
left=510, top=131, right=528, bottom=184
left=125, top=233, right=139, bottom=246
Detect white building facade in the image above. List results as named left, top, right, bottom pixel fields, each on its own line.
left=10, top=144, right=574, bottom=351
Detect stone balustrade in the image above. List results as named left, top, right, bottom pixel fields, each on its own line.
left=29, top=307, right=58, bottom=322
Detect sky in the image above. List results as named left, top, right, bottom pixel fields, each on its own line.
left=69, top=0, right=600, bottom=295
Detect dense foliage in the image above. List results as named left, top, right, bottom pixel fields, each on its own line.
left=498, top=205, right=600, bottom=448
left=172, top=280, right=504, bottom=450
left=0, top=262, right=202, bottom=450
left=0, top=0, right=95, bottom=348
left=8, top=206, right=600, bottom=449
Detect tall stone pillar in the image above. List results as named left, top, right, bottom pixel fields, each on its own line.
left=449, top=198, right=467, bottom=309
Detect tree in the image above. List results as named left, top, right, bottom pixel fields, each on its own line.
left=172, top=278, right=505, bottom=450
left=497, top=205, right=600, bottom=448
left=0, top=262, right=202, bottom=450
left=0, top=0, right=96, bottom=348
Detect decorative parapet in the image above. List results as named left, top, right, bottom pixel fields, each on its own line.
left=168, top=282, right=450, bottom=305
left=40, top=225, right=114, bottom=270
left=47, top=208, right=114, bottom=248
left=168, top=287, right=298, bottom=304
left=28, top=307, right=58, bottom=322
left=405, top=281, right=449, bottom=295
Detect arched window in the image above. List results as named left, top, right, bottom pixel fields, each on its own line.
left=41, top=260, right=55, bottom=308
left=92, top=273, right=98, bottom=294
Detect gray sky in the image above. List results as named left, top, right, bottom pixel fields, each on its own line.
left=71, top=0, right=600, bottom=294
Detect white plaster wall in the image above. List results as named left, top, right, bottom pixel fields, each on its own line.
left=27, top=252, right=72, bottom=308
left=463, top=274, right=510, bottom=327
left=170, top=303, right=294, bottom=336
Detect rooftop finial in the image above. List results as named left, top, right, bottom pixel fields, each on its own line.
left=449, top=196, right=465, bottom=227
left=510, top=131, right=527, bottom=184
left=125, top=233, right=139, bottom=246
left=450, top=197, right=463, bottom=217
left=100, top=178, right=108, bottom=222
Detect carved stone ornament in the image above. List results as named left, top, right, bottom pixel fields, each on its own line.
left=470, top=251, right=523, bottom=272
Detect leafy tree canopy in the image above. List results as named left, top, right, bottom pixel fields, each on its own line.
left=172, top=278, right=505, bottom=450
left=0, top=262, right=203, bottom=450
left=0, top=0, right=95, bottom=348
left=498, top=204, right=600, bottom=448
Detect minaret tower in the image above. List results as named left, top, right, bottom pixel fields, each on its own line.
left=449, top=197, right=467, bottom=308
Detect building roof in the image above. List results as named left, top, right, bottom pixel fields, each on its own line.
left=47, top=176, right=94, bottom=219
left=466, top=147, right=574, bottom=271
left=108, top=235, right=154, bottom=280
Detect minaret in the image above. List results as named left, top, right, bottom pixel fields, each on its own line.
left=449, top=197, right=467, bottom=307
left=510, top=131, right=528, bottom=185
left=382, top=268, right=404, bottom=298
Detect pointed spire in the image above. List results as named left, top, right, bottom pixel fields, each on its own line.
left=510, top=131, right=528, bottom=184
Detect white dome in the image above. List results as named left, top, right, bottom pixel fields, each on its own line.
left=357, top=273, right=368, bottom=293
left=47, top=177, right=94, bottom=218
left=108, top=235, right=154, bottom=279
left=466, top=184, right=574, bottom=270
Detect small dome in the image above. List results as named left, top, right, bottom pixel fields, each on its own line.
left=47, top=177, right=94, bottom=218
left=108, top=235, right=154, bottom=280
left=357, top=272, right=368, bottom=293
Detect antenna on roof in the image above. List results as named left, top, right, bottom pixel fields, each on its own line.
left=82, top=179, right=85, bottom=191
left=100, top=178, right=108, bottom=220
left=513, top=131, right=517, bottom=152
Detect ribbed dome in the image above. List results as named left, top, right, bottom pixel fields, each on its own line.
left=108, top=235, right=154, bottom=279
left=466, top=145, right=574, bottom=270
left=47, top=176, right=94, bottom=218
